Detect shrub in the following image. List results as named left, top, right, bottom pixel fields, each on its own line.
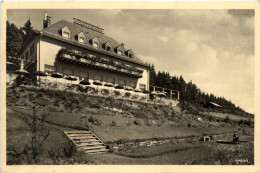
left=125, top=92, right=131, bottom=98
left=224, top=116, right=230, bottom=123
left=114, top=90, right=121, bottom=96
left=126, top=120, right=132, bottom=126
left=111, top=121, right=118, bottom=126
left=88, top=116, right=102, bottom=126
left=133, top=119, right=143, bottom=126
left=101, top=89, right=110, bottom=95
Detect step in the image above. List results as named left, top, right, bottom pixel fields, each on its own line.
left=64, top=131, right=92, bottom=134
left=67, top=134, right=96, bottom=138
left=75, top=139, right=101, bottom=143
left=70, top=136, right=98, bottom=140
left=77, top=143, right=104, bottom=147
left=63, top=131, right=107, bottom=155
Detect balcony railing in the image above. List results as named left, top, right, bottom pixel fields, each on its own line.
left=60, top=51, right=143, bottom=78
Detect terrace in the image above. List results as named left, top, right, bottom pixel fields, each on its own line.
left=59, top=49, right=143, bottom=78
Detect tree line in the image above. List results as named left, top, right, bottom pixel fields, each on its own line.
left=6, top=19, right=253, bottom=117
left=6, top=19, right=34, bottom=57
left=149, top=64, right=253, bottom=117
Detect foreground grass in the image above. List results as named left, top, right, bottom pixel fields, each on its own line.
left=206, top=112, right=253, bottom=121
left=6, top=107, right=254, bottom=165
left=10, top=107, right=234, bottom=142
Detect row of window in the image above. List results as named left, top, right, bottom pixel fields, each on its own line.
left=44, top=64, right=146, bottom=89
left=21, top=44, right=34, bottom=60
left=61, top=26, right=134, bottom=58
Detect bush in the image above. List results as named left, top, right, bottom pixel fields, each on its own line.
left=88, top=116, right=102, bottom=126
left=111, top=121, right=118, bottom=126
left=113, top=90, right=121, bottom=96
left=101, top=89, right=110, bottom=95
left=224, top=116, right=230, bottom=123
left=125, top=92, right=131, bottom=98
left=126, top=120, right=132, bottom=126
left=133, top=119, right=143, bottom=126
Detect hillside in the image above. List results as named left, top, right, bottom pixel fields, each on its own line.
left=6, top=85, right=254, bottom=164
left=149, top=65, right=254, bottom=118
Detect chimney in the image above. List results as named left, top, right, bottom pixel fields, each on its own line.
left=121, top=43, right=125, bottom=47
left=43, top=13, right=51, bottom=29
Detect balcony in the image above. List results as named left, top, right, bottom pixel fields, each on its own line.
left=59, top=51, right=143, bottom=78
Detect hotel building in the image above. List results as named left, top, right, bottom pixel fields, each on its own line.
left=18, top=14, right=150, bottom=92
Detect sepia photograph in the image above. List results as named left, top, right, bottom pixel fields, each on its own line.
left=1, top=1, right=259, bottom=172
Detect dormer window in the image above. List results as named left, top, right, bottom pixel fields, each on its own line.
left=117, top=50, right=122, bottom=55
left=63, top=31, right=70, bottom=38
left=104, top=41, right=112, bottom=52
left=61, top=26, right=71, bottom=39
left=91, top=37, right=100, bottom=48
left=115, top=44, right=124, bottom=56
left=78, top=37, right=84, bottom=43
left=93, top=42, right=99, bottom=48
left=77, top=32, right=86, bottom=44
left=126, top=49, right=134, bottom=58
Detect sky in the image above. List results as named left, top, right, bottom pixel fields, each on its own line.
left=7, top=9, right=255, bottom=114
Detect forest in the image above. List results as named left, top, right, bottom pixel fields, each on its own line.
left=149, top=64, right=253, bottom=117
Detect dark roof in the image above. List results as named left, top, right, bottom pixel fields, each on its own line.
left=41, top=20, right=148, bottom=67
left=209, top=102, right=222, bottom=107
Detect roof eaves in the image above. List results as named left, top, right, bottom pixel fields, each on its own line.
left=42, top=31, right=149, bottom=68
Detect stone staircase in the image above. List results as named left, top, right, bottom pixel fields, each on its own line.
left=64, top=131, right=109, bottom=154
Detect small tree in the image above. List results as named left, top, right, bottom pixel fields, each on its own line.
left=28, top=93, right=50, bottom=163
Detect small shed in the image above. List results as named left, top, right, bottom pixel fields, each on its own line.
left=204, top=102, right=222, bottom=110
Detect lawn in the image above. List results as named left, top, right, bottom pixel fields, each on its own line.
left=206, top=112, right=253, bottom=121
left=9, top=107, right=234, bottom=143
left=6, top=107, right=254, bottom=165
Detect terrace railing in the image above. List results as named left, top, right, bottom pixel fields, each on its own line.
left=60, top=51, right=143, bottom=78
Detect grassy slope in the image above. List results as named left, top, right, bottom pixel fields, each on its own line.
left=206, top=112, right=253, bottom=121
left=6, top=86, right=254, bottom=164
left=10, top=107, right=234, bottom=142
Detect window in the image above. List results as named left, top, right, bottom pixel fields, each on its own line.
left=104, top=41, right=112, bottom=51
left=61, top=27, right=71, bottom=39
left=44, top=64, right=56, bottom=72
left=93, top=74, right=103, bottom=81
left=129, top=81, right=137, bottom=88
left=63, top=31, right=70, bottom=39
left=118, top=79, right=126, bottom=86
left=78, top=37, right=84, bottom=43
left=25, top=51, right=29, bottom=60
left=106, top=76, right=115, bottom=84
left=30, top=44, right=34, bottom=56
left=63, top=68, right=74, bottom=75
left=79, top=71, right=89, bottom=80
left=106, top=46, right=111, bottom=51
left=93, top=42, right=99, bottom=48
left=77, top=32, right=86, bottom=43
left=139, top=84, right=146, bottom=91
left=117, top=50, right=122, bottom=55
left=129, top=54, right=133, bottom=58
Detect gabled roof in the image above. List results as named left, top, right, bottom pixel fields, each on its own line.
left=104, top=41, right=112, bottom=47
left=126, top=49, right=134, bottom=55
left=209, top=102, right=222, bottom=107
left=61, top=26, right=71, bottom=33
left=41, top=20, right=148, bottom=67
left=77, top=32, right=86, bottom=38
left=115, top=44, right=124, bottom=51
left=91, top=37, right=100, bottom=43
